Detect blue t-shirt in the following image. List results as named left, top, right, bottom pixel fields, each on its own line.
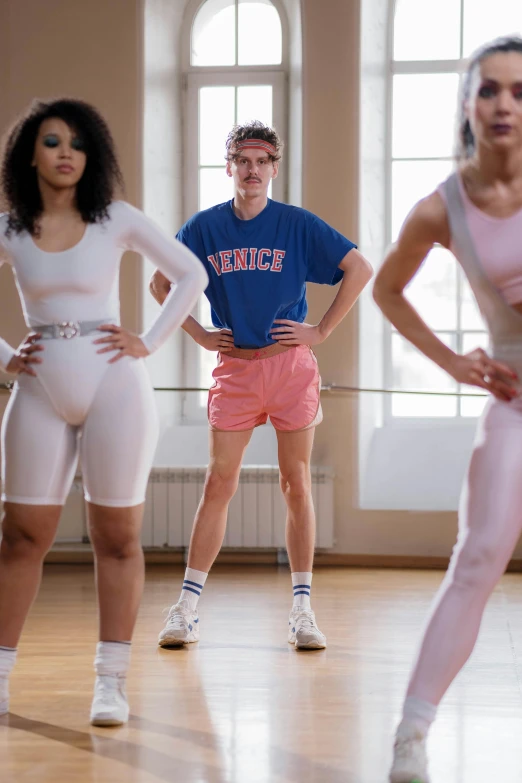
left=177, top=199, right=357, bottom=349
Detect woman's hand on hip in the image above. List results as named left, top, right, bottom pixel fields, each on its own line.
left=270, top=320, right=325, bottom=346
left=447, top=348, right=519, bottom=401
left=5, top=333, right=43, bottom=376
left=94, top=325, right=150, bottom=363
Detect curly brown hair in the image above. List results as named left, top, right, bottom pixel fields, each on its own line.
left=225, top=120, right=283, bottom=162
left=1, top=98, right=124, bottom=236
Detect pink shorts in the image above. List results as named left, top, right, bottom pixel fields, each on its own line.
left=208, top=345, right=323, bottom=432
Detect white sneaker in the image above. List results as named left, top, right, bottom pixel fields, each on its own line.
left=0, top=677, right=8, bottom=716
left=90, top=675, right=129, bottom=727
left=389, top=727, right=430, bottom=783
left=158, top=600, right=199, bottom=648
left=288, top=607, right=327, bottom=649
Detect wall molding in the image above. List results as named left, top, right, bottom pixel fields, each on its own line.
left=44, top=545, right=522, bottom=572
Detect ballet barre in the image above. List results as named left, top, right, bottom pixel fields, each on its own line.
left=0, top=382, right=488, bottom=397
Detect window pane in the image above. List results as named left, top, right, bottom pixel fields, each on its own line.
left=237, top=85, right=273, bottom=126
left=197, top=298, right=219, bottom=405
left=394, top=0, right=461, bottom=61
left=405, top=247, right=457, bottom=330
left=393, top=74, right=460, bottom=159
left=199, top=168, right=234, bottom=210
left=460, top=332, right=489, bottom=417
left=200, top=87, right=235, bottom=166
left=461, top=330, right=489, bottom=353
left=198, top=346, right=217, bottom=406
left=198, top=296, right=213, bottom=329
left=392, top=160, right=454, bottom=240
left=392, top=332, right=457, bottom=417
left=461, top=394, right=488, bottom=417
left=192, top=0, right=236, bottom=66
left=238, top=0, right=282, bottom=65
left=460, top=274, right=486, bottom=330
left=464, top=0, right=522, bottom=57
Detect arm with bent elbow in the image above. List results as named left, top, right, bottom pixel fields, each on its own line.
left=149, top=269, right=235, bottom=353
left=316, top=249, right=374, bottom=339
left=271, top=248, right=374, bottom=346
left=111, top=205, right=208, bottom=354
left=373, top=193, right=517, bottom=401
left=96, top=206, right=209, bottom=361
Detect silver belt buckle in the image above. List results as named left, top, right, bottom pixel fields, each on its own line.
left=56, top=321, right=81, bottom=339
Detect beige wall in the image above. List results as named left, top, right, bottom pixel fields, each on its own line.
left=0, top=0, right=143, bottom=348
left=0, top=0, right=144, bottom=457
left=0, top=0, right=483, bottom=558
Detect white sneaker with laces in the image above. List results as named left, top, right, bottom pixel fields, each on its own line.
left=389, top=727, right=430, bottom=783
left=90, top=674, right=129, bottom=727
left=288, top=607, right=327, bottom=649
left=0, top=677, right=9, bottom=716
left=158, top=600, right=200, bottom=648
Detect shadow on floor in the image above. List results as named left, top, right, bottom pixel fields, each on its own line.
left=1, top=712, right=356, bottom=782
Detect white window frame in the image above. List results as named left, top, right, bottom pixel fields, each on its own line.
left=180, top=0, right=289, bottom=423
left=384, top=0, right=491, bottom=423
left=184, top=69, right=287, bottom=217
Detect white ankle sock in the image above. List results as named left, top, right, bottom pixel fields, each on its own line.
left=0, top=646, right=17, bottom=678
left=94, top=641, right=131, bottom=678
left=179, top=567, right=208, bottom=611
left=292, top=572, right=313, bottom=610
left=399, top=696, right=437, bottom=737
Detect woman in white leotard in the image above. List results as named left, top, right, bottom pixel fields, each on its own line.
left=374, top=37, right=522, bottom=782
left=0, top=98, right=208, bottom=725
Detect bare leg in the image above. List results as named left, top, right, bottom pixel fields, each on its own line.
left=0, top=502, right=62, bottom=648
left=87, top=502, right=145, bottom=641
left=187, top=429, right=253, bottom=573
left=277, top=427, right=316, bottom=573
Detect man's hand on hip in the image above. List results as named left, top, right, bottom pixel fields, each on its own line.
left=197, top=328, right=235, bottom=352
left=270, top=320, right=326, bottom=346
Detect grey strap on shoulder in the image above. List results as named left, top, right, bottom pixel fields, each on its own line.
left=443, top=173, right=509, bottom=337
left=444, top=173, right=484, bottom=286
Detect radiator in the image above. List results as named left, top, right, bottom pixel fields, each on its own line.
left=141, top=466, right=335, bottom=549
left=0, top=466, right=335, bottom=550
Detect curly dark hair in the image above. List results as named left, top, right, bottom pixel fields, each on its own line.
left=1, top=98, right=124, bottom=236
left=225, top=120, right=283, bottom=163
left=457, top=35, right=522, bottom=159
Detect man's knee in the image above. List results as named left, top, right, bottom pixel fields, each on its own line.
left=280, top=466, right=311, bottom=501
left=203, top=469, right=240, bottom=504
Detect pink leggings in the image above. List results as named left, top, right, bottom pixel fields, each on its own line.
left=407, top=396, right=522, bottom=705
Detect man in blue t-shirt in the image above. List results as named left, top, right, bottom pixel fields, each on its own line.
left=151, top=121, right=372, bottom=650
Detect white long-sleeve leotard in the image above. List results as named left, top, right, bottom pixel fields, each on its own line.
left=0, top=201, right=208, bottom=370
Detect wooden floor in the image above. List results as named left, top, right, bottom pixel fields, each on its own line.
left=1, top=565, right=522, bottom=782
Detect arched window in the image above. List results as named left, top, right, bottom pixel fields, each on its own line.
left=388, top=0, right=522, bottom=419
left=191, top=0, right=283, bottom=66
left=182, top=0, right=288, bottom=415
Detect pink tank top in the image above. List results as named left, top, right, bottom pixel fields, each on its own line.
left=438, top=173, right=522, bottom=305
left=441, top=172, right=522, bottom=380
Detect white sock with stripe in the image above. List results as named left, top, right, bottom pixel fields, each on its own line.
left=179, top=567, right=208, bottom=611
left=292, top=572, right=313, bottom=610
